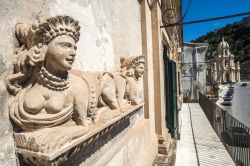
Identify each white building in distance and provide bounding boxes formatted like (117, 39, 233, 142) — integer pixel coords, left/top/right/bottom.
(182, 42, 208, 101)
(207, 38, 240, 84)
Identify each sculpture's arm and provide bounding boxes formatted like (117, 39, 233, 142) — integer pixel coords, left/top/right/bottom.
(125, 78, 142, 105)
(71, 74, 91, 126)
(74, 96, 90, 126)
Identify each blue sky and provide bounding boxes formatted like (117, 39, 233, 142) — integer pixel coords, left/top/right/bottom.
(183, 0, 250, 42)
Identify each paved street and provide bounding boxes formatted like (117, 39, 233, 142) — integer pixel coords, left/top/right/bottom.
(217, 82, 250, 128)
(175, 103, 235, 166)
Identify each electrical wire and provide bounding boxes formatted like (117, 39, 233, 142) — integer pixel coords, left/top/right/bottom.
(180, 0, 192, 23)
(161, 11, 250, 28)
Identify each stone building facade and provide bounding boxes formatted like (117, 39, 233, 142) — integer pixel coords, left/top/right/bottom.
(0, 0, 182, 165)
(182, 43, 208, 101)
(207, 38, 240, 84)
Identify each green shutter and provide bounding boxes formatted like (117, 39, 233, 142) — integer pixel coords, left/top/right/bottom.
(163, 51, 179, 139)
(171, 61, 179, 138)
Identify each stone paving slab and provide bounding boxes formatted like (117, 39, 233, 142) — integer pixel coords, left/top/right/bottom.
(175, 104, 198, 166)
(175, 103, 236, 166)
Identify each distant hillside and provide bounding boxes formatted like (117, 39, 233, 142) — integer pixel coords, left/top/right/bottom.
(192, 16, 250, 81)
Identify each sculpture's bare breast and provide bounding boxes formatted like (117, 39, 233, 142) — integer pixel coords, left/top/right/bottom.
(23, 82, 74, 115)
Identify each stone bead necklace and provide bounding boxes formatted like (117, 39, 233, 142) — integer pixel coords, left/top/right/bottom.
(36, 66, 71, 91)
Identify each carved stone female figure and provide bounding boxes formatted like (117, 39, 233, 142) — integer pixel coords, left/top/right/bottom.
(126, 55, 145, 105)
(119, 55, 145, 105)
(5, 15, 90, 153)
(5, 15, 145, 160)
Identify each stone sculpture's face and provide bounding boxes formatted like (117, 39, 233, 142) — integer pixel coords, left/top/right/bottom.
(46, 35, 77, 71)
(134, 63, 144, 79)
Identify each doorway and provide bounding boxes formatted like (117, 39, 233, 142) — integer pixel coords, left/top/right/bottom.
(225, 73, 230, 82)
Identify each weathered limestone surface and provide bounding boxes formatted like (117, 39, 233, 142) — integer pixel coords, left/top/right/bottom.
(0, 0, 143, 165)
(0, 0, 142, 71)
(0, 60, 15, 165)
(16, 105, 148, 166)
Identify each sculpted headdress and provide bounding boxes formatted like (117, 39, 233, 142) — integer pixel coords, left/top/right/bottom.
(16, 15, 81, 49)
(120, 55, 145, 69)
(131, 55, 145, 68)
(120, 55, 145, 77)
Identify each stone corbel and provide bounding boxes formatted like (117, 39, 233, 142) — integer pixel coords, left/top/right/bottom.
(16, 103, 143, 166)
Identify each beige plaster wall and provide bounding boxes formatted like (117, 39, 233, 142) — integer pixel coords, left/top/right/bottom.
(0, 0, 142, 72)
(0, 0, 143, 165)
(94, 119, 158, 166)
(144, 0, 182, 154)
(151, 2, 169, 137)
(140, 0, 156, 133)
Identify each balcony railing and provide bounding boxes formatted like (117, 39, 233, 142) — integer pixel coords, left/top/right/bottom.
(199, 92, 250, 166)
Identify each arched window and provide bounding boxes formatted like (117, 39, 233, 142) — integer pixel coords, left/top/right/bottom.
(225, 60, 229, 67)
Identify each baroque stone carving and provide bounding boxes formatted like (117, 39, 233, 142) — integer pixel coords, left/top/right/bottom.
(17, 104, 143, 166)
(5, 15, 145, 165)
(119, 55, 145, 105)
(6, 15, 91, 155)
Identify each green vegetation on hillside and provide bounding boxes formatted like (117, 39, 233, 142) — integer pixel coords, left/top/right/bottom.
(192, 16, 250, 62)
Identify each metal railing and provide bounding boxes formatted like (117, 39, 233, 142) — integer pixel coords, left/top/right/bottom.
(199, 92, 250, 166)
